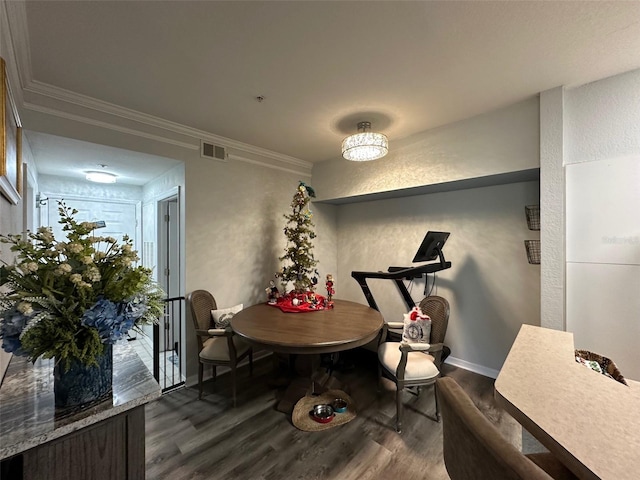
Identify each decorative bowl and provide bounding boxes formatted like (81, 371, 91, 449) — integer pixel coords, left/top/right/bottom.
(310, 404, 335, 423)
(332, 398, 348, 413)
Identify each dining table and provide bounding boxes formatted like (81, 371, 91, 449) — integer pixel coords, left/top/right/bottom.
(231, 299, 384, 412)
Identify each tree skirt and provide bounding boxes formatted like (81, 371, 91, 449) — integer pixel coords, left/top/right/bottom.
(268, 293, 328, 313)
(292, 389, 356, 432)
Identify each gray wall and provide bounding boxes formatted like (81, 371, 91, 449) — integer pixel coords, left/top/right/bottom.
(313, 97, 540, 202)
(336, 181, 540, 375)
(313, 96, 542, 376)
(184, 156, 336, 384)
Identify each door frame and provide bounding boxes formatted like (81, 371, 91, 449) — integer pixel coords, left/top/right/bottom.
(154, 186, 186, 387)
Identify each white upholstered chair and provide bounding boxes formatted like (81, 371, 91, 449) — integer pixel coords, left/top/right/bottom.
(187, 290, 253, 407)
(378, 295, 450, 432)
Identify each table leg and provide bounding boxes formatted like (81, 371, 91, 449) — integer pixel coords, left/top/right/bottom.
(275, 354, 347, 414)
(267, 353, 295, 388)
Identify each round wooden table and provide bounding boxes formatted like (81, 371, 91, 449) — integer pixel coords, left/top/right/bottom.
(232, 299, 383, 413)
(231, 299, 384, 355)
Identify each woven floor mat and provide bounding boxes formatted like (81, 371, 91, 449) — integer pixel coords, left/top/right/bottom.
(291, 389, 356, 432)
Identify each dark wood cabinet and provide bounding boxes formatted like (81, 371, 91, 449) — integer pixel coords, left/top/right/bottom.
(1, 344, 160, 480)
(4, 405, 145, 480)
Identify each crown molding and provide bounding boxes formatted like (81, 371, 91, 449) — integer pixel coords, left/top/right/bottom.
(22, 80, 313, 169)
(24, 101, 199, 151)
(228, 154, 312, 178)
(1, 0, 28, 108)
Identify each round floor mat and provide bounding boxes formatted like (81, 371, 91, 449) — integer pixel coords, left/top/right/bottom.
(292, 389, 357, 432)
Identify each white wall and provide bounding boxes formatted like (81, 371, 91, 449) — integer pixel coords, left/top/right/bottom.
(565, 69, 640, 165)
(141, 163, 186, 282)
(562, 68, 640, 380)
(0, 2, 37, 375)
(38, 174, 143, 201)
(313, 97, 540, 202)
(0, 135, 38, 382)
(539, 87, 565, 331)
(38, 174, 144, 252)
(185, 157, 336, 384)
(313, 98, 542, 376)
(337, 181, 540, 375)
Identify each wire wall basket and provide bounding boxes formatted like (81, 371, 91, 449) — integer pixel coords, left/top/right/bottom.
(525, 205, 540, 231)
(525, 240, 541, 265)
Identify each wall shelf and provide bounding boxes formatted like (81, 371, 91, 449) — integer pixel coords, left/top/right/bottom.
(315, 169, 540, 205)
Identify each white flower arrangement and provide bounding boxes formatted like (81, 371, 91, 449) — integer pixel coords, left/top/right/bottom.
(0, 202, 164, 368)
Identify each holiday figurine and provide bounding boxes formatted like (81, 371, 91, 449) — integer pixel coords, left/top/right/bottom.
(266, 280, 280, 304)
(325, 274, 335, 308)
(307, 291, 319, 309)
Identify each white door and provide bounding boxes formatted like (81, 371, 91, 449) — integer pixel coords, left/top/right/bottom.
(45, 197, 138, 250)
(158, 196, 180, 352)
(160, 198, 180, 298)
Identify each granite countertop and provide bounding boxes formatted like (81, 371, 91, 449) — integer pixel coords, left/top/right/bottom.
(0, 342, 161, 460)
(495, 324, 640, 480)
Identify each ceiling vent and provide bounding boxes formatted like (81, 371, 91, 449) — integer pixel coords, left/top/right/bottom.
(201, 141, 227, 162)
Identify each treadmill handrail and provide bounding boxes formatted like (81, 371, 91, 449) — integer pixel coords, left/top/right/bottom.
(351, 260, 451, 311)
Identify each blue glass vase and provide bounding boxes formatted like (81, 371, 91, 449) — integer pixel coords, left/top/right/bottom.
(53, 344, 113, 408)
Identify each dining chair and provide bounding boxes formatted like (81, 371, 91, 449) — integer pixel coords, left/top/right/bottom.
(187, 289, 253, 407)
(437, 376, 578, 480)
(377, 295, 450, 432)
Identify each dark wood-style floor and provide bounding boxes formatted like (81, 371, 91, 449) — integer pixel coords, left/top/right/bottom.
(145, 350, 521, 480)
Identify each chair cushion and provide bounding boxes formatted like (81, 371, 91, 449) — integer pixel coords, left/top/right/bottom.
(211, 303, 243, 328)
(378, 342, 439, 380)
(200, 335, 251, 361)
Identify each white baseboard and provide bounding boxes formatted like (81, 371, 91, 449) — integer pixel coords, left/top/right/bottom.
(185, 352, 500, 387)
(444, 355, 500, 379)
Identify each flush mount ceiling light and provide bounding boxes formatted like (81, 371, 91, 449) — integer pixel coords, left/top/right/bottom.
(86, 171, 117, 183)
(341, 121, 388, 161)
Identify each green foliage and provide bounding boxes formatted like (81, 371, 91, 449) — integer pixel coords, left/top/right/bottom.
(277, 182, 319, 293)
(0, 201, 164, 367)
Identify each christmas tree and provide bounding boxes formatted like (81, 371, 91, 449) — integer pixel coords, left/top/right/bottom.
(277, 182, 319, 294)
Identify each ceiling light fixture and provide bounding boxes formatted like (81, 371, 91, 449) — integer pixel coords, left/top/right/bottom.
(86, 171, 117, 183)
(341, 121, 388, 161)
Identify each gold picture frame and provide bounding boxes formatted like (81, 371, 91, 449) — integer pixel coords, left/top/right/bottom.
(0, 57, 22, 205)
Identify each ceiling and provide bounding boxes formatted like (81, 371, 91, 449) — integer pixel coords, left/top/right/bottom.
(13, 1, 640, 183)
(26, 131, 182, 186)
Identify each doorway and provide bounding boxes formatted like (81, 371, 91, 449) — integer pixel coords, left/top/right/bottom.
(155, 191, 185, 391)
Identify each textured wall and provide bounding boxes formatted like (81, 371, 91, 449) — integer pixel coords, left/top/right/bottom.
(0, 200, 21, 381)
(39, 174, 143, 201)
(539, 87, 565, 331)
(0, 134, 38, 382)
(337, 181, 541, 374)
(142, 163, 185, 202)
(313, 97, 540, 202)
(185, 158, 335, 383)
(565, 68, 640, 165)
(141, 163, 186, 283)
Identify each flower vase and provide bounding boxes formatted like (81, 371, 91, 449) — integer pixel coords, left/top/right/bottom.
(54, 344, 113, 408)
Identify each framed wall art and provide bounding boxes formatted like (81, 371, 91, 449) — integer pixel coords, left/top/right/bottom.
(0, 57, 22, 205)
